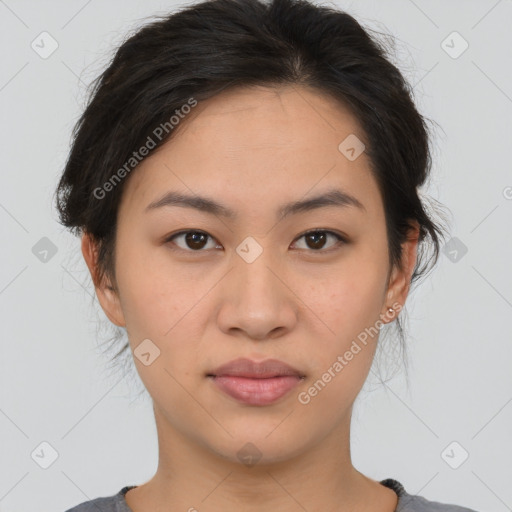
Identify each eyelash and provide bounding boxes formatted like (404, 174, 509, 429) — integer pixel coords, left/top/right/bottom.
(164, 229, 348, 254)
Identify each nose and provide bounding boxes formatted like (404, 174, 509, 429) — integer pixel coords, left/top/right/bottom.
(216, 241, 298, 341)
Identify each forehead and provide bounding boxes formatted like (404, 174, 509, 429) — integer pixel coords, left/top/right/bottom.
(118, 84, 381, 218)
(174, 84, 364, 151)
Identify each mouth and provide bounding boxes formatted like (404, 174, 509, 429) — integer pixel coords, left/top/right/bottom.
(207, 357, 306, 406)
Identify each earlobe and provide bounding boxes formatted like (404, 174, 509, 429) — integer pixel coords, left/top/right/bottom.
(381, 220, 420, 322)
(81, 233, 126, 328)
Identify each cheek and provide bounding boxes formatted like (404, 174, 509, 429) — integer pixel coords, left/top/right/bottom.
(116, 242, 200, 336)
(308, 258, 387, 341)
(296, 269, 385, 416)
(115, 248, 207, 410)
(115, 243, 214, 383)
(297, 247, 388, 394)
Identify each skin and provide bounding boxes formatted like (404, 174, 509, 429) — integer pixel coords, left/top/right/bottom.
(82, 84, 419, 512)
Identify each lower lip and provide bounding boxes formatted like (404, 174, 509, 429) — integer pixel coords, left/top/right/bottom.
(210, 375, 302, 405)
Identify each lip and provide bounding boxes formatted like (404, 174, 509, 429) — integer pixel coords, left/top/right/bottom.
(209, 357, 305, 379)
(207, 357, 305, 406)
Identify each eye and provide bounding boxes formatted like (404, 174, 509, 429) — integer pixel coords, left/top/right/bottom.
(164, 229, 347, 253)
(165, 230, 221, 252)
(291, 229, 347, 252)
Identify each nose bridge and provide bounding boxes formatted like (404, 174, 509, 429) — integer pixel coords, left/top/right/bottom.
(215, 234, 296, 339)
(234, 235, 280, 299)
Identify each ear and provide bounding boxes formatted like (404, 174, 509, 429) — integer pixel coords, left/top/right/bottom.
(81, 232, 126, 327)
(380, 220, 420, 323)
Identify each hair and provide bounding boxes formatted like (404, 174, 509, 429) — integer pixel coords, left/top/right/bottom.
(54, 0, 449, 385)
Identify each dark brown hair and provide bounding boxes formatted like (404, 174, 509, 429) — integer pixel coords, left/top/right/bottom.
(54, 0, 449, 379)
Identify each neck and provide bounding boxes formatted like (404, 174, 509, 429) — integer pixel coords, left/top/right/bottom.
(124, 406, 397, 512)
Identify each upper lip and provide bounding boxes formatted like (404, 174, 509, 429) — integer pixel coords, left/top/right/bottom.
(209, 357, 305, 378)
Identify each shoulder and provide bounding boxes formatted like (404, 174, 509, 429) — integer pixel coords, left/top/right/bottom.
(64, 486, 133, 512)
(398, 493, 479, 512)
(64, 496, 117, 512)
(381, 479, 479, 512)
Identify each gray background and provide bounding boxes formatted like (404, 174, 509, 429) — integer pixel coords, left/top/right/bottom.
(1, 0, 511, 511)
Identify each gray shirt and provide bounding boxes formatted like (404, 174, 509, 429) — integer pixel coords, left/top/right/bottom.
(64, 479, 479, 511)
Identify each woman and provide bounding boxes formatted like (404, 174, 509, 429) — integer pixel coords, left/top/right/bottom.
(56, 0, 478, 509)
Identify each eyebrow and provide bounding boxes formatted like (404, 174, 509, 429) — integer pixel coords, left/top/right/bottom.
(144, 187, 366, 220)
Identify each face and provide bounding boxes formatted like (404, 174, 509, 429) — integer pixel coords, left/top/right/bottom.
(84, 84, 416, 466)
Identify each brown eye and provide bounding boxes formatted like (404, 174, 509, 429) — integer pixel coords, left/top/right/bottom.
(292, 230, 346, 251)
(167, 231, 219, 251)
(165, 229, 346, 254)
